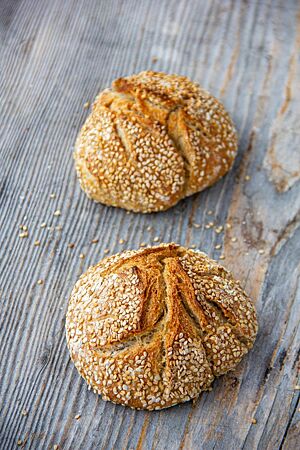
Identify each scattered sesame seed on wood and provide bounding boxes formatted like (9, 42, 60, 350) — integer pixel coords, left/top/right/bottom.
(91, 239, 99, 244)
(207, 210, 213, 215)
(219, 254, 225, 260)
(17, 439, 22, 446)
(37, 279, 43, 285)
(74, 414, 81, 420)
(68, 243, 75, 249)
(19, 231, 28, 238)
(193, 223, 201, 228)
(119, 239, 125, 244)
(83, 101, 90, 109)
(245, 175, 251, 181)
(50, 193, 56, 198)
(34, 240, 40, 246)
(79, 253, 85, 259)
(140, 242, 146, 247)
(153, 236, 160, 242)
(21, 409, 28, 416)
(231, 237, 237, 242)
(215, 226, 223, 234)
(53, 445, 59, 450)
(191, 244, 196, 248)
(251, 418, 257, 424)
(258, 249, 265, 254)
(215, 244, 222, 250)
(40, 223, 47, 228)
(22, 225, 28, 231)
(54, 210, 61, 217)
(226, 223, 232, 229)
(146, 226, 152, 232)
(104, 249, 109, 254)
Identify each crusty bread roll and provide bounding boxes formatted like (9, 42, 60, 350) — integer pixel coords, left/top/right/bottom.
(66, 244, 257, 410)
(74, 71, 238, 212)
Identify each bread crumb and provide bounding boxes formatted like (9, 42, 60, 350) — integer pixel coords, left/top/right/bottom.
(68, 243, 75, 249)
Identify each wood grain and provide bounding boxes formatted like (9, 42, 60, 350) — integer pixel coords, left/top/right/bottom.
(0, 0, 299, 449)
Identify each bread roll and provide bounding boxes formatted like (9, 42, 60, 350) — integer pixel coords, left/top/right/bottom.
(74, 71, 238, 212)
(66, 244, 257, 410)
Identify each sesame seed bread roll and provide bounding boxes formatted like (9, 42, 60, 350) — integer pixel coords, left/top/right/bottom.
(74, 71, 238, 213)
(66, 244, 257, 410)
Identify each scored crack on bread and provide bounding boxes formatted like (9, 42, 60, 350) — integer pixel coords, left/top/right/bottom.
(74, 71, 238, 212)
(66, 244, 257, 410)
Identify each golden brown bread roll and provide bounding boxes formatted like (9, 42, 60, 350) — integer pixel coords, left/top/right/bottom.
(66, 244, 257, 410)
(74, 71, 238, 212)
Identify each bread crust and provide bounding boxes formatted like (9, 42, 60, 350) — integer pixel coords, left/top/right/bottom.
(74, 72, 238, 212)
(66, 244, 258, 410)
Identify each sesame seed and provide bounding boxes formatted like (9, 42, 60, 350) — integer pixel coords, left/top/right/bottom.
(19, 231, 28, 238)
(140, 242, 146, 247)
(215, 244, 222, 250)
(219, 254, 225, 260)
(21, 409, 28, 416)
(191, 244, 196, 249)
(68, 243, 75, 248)
(17, 440, 22, 446)
(153, 237, 160, 242)
(79, 253, 85, 259)
(50, 193, 56, 199)
(74, 414, 81, 420)
(84, 101, 90, 109)
(231, 237, 237, 242)
(34, 240, 40, 246)
(258, 249, 264, 255)
(91, 239, 99, 244)
(147, 226, 152, 232)
(53, 445, 59, 450)
(37, 279, 43, 285)
(40, 223, 47, 228)
(251, 418, 257, 424)
(119, 239, 125, 244)
(22, 225, 28, 231)
(54, 210, 61, 217)
(193, 223, 201, 228)
(207, 210, 213, 215)
(294, 385, 300, 390)
(104, 249, 110, 254)
(245, 175, 251, 181)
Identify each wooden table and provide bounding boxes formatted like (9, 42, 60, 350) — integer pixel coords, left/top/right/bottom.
(1, 1, 299, 448)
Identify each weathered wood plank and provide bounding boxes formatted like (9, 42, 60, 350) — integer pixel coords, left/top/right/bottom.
(0, 1, 299, 449)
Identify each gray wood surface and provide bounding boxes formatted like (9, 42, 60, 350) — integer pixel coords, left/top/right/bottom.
(1, 0, 299, 449)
